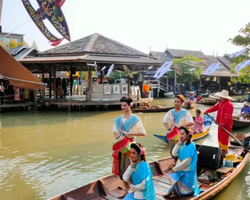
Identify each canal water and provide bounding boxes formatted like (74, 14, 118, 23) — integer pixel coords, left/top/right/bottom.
(0, 99, 249, 200)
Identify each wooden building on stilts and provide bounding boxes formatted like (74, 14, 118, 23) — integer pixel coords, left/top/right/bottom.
(18, 33, 161, 110)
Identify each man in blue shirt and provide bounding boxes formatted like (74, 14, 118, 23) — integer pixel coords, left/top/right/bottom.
(241, 101, 250, 117)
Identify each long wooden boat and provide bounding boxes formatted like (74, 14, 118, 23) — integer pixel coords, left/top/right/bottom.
(154, 116, 213, 143)
(132, 107, 174, 113)
(48, 145, 249, 200)
(197, 100, 218, 106)
(154, 127, 210, 144)
(232, 119, 250, 129)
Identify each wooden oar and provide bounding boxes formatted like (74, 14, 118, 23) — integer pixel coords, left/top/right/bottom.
(205, 113, 250, 152)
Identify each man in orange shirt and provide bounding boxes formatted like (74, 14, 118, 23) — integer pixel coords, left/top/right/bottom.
(205, 90, 233, 155)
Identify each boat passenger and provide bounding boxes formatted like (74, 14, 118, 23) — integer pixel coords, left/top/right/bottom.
(112, 96, 146, 198)
(205, 90, 233, 155)
(241, 101, 250, 117)
(192, 109, 204, 134)
(123, 143, 156, 200)
(196, 94, 203, 103)
(163, 94, 193, 159)
(163, 126, 198, 198)
(189, 92, 195, 102)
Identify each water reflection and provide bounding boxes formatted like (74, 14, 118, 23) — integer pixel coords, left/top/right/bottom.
(0, 98, 249, 200)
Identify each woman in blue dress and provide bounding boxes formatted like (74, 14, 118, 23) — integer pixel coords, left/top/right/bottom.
(123, 143, 156, 200)
(163, 126, 198, 197)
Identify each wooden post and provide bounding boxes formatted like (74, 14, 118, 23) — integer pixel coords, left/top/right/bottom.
(49, 70, 52, 98)
(42, 72, 45, 105)
(53, 66, 57, 99)
(199, 77, 202, 93)
(34, 90, 37, 104)
(70, 65, 73, 96)
(218, 77, 221, 91)
(86, 66, 92, 103)
(167, 76, 169, 92)
(128, 76, 131, 97)
(157, 80, 160, 98)
(174, 70, 177, 95)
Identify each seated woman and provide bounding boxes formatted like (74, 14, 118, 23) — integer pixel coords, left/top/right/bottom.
(189, 92, 195, 102)
(163, 126, 198, 197)
(192, 109, 204, 134)
(123, 143, 156, 200)
(241, 101, 250, 117)
(196, 94, 203, 103)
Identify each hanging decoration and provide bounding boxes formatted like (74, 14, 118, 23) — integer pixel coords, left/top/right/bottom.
(229, 48, 247, 59)
(171, 65, 182, 75)
(203, 62, 221, 75)
(235, 60, 250, 71)
(21, 0, 71, 46)
(107, 64, 114, 76)
(123, 65, 134, 78)
(153, 61, 173, 79)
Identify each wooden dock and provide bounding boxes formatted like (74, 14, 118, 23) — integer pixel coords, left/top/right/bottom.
(43, 97, 154, 111)
(0, 102, 40, 112)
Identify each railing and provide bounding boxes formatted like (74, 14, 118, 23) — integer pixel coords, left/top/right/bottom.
(146, 80, 173, 92)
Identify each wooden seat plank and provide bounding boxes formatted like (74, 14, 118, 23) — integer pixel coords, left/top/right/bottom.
(154, 180, 171, 189)
(103, 194, 118, 200)
(154, 176, 171, 185)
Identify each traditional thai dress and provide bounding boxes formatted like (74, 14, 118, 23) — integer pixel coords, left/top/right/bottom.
(205, 100, 233, 151)
(123, 161, 156, 200)
(14, 87, 20, 101)
(167, 141, 198, 196)
(192, 116, 204, 133)
(112, 114, 146, 176)
(163, 109, 193, 157)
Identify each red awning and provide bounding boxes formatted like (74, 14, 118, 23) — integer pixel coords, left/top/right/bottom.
(0, 45, 45, 90)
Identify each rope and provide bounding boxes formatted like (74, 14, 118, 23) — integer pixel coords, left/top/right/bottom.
(0, 19, 31, 41)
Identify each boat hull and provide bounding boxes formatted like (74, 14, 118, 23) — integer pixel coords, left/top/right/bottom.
(132, 107, 174, 113)
(232, 119, 250, 129)
(48, 147, 249, 200)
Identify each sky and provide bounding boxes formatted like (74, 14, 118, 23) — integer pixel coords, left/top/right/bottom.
(1, 0, 250, 56)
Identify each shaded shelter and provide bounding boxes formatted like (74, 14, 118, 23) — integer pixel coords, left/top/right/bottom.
(18, 33, 161, 104)
(0, 45, 44, 90)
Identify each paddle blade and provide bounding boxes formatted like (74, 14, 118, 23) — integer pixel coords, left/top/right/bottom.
(153, 134, 168, 143)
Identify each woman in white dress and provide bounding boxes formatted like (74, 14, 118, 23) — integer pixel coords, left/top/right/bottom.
(112, 96, 146, 198)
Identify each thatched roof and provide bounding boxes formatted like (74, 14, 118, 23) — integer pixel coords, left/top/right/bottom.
(149, 51, 172, 62)
(39, 33, 149, 57)
(166, 48, 207, 59)
(19, 33, 161, 73)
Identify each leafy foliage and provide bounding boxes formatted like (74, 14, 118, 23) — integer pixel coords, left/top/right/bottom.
(168, 55, 203, 86)
(0, 38, 29, 50)
(229, 22, 250, 84)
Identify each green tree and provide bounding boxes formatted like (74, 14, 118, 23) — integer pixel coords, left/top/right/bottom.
(229, 22, 250, 84)
(168, 55, 203, 88)
(0, 38, 29, 50)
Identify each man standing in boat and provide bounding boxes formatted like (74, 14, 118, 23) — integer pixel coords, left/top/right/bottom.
(112, 96, 146, 198)
(163, 94, 193, 158)
(205, 90, 233, 155)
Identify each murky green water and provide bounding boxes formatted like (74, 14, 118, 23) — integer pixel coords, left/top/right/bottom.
(0, 99, 249, 200)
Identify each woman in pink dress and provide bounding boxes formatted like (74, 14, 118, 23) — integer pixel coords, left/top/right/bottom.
(192, 109, 204, 134)
(14, 86, 20, 101)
